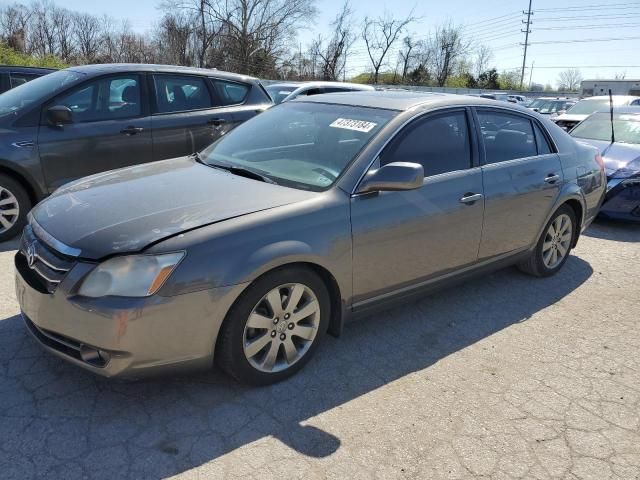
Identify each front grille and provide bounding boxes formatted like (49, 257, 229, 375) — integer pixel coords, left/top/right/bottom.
(23, 313, 83, 360)
(18, 225, 75, 294)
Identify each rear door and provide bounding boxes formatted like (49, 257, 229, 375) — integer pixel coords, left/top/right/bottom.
(150, 74, 238, 160)
(474, 108, 563, 259)
(37, 73, 152, 192)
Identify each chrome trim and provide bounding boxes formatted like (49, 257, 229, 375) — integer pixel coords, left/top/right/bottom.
(11, 140, 34, 148)
(32, 263, 61, 284)
(28, 213, 81, 258)
(31, 251, 69, 272)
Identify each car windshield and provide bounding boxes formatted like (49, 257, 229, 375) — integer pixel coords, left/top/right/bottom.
(0, 70, 84, 118)
(537, 100, 572, 114)
(567, 98, 632, 116)
(265, 85, 296, 104)
(200, 102, 397, 191)
(570, 113, 640, 145)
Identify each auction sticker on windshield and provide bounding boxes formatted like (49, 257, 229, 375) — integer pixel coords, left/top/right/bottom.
(330, 118, 377, 133)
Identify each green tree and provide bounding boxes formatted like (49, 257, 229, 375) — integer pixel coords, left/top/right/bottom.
(0, 43, 67, 68)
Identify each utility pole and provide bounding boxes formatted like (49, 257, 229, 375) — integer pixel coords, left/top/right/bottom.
(528, 60, 535, 90)
(520, 0, 533, 90)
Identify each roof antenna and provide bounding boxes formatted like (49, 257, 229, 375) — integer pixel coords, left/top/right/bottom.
(609, 88, 615, 144)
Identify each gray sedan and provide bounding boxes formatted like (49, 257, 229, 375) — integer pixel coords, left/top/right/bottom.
(15, 92, 606, 385)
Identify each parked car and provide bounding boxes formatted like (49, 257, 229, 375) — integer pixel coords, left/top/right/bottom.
(15, 92, 606, 385)
(0, 65, 55, 94)
(570, 108, 640, 221)
(479, 92, 515, 103)
(508, 94, 528, 105)
(265, 81, 374, 104)
(527, 97, 577, 117)
(553, 95, 640, 131)
(0, 63, 272, 240)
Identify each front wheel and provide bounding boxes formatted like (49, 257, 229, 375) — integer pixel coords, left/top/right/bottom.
(0, 174, 31, 242)
(518, 205, 576, 277)
(216, 267, 330, 385)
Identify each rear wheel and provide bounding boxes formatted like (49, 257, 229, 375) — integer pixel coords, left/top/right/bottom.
(216, 267, 330, 385)
(0, 174, 30, 242)
(518, 204, 576, 277)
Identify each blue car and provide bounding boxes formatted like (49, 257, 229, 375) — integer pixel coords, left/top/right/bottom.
(570, 108, 640, 222)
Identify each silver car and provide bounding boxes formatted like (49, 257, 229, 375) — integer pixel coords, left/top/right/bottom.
(15, 92, 606, 385)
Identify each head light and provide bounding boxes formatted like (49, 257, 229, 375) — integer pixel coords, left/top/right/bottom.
(78, 252, 185, 298)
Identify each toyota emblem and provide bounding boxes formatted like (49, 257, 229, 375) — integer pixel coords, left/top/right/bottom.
(26, 242, 37, 268)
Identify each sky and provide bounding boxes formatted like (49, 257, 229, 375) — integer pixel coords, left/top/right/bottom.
(52, 0, 640, 87)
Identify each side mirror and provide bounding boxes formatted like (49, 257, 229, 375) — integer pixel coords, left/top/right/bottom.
(47, 105, 73, 126)
(357, 162, 424, 194)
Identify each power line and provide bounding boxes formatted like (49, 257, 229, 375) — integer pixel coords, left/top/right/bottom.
(529, 36, 640, 45)
(536, 2, 640, 12)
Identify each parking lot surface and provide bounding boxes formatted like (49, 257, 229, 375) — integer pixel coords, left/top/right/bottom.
(0, 221, 639, 480)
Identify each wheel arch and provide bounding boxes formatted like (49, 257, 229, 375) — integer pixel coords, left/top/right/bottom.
(0, 162, 44, 206)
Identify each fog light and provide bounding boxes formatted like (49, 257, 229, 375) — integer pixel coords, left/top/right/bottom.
(80, 345, 109, 367)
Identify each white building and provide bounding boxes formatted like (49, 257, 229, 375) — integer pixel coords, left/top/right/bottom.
(581, 79, 640, 97)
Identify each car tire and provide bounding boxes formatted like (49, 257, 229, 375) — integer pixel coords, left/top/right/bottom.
(216, 266, 330, 385)
(518, 204, 576, 278)
(0, 174, 31, 242)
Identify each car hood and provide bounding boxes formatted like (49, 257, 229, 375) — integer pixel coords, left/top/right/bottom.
(574, 138, 640, 175)
(31, 157, 317, 259)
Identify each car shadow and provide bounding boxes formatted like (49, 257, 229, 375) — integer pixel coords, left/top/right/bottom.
(0, 256, 593, 478)
(0, 237, 20, 253)
(584, 218, 640, 242)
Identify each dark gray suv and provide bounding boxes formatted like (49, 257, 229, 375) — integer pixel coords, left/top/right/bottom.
(0, 64, 272, 240)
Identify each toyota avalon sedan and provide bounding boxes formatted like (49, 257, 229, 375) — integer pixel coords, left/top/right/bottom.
(15, 92, 606, 385)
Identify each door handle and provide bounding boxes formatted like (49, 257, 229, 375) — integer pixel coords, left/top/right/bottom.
(207, 118, 227, 126)
(120, 126, 143, 135)
(459, 193, 483, 204)
(544, 174, 561, 184)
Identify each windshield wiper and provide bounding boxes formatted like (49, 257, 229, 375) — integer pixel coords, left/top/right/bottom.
(207, 161, 277, 185)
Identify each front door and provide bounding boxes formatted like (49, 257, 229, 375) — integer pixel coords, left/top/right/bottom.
(37, 73, 152, 192)
(474, 108, 563, 259)
(351, 109, 485, 306)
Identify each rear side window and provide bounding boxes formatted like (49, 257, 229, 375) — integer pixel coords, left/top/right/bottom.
(10, 73, 39, 88)
(533, 123, 553, 154)
(154, 75, 212, 113)
(477, 110, 537, 163)
(53, 75, 141, 122)
(380, 110, 472, 177)
(210, 79, 249, 106)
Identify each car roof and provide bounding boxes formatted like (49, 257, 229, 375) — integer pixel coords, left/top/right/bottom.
(65, 63, 258, 83)
(295, 90, 531, 111)
(580, 95, 640, 101)
(593, 107, 640, 115)
(0, 65, 57, 73)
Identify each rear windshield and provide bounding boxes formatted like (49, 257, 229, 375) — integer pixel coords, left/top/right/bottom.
(571, 112, 640, 145)
(0, 70, 84, 118)
(265, 85, 296, 104)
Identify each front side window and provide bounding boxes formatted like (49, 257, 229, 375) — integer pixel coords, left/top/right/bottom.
(477, 110, 537, 163)
(53, 75, 141, 122)
(380, 110, 472, 177)
(154, 75, 212, 113)
(200, 102, 396, 191)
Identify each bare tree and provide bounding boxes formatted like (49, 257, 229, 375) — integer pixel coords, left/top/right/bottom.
(362, 11, 416, 84)
(52, 6, 75, 60)
(557, 68, 582, 91)
(74, 12, 102, 63)
(430, 22, 468, 86)
(0, 3, 31, 52)
(311, 1, 354, 81)
(474, 44, 493, 78)
(398, 35, 418, 81)
(614, 71, 626, 80)
(156, 12, 193, 65)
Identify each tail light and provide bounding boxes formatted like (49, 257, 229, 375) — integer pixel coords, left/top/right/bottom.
(595, 153, 605, 171)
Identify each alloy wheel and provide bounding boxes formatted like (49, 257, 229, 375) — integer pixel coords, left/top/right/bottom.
(542, 213, 572, 269)
(243, 283, 320, 373)
(0, 186, 20, 234)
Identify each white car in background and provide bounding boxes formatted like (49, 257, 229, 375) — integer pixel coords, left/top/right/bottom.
(508, 94, 528, 105)
(553, 95, 640, 131)
(265, 81, 375, 104)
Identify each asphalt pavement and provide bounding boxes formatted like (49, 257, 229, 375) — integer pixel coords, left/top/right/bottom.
(0, 220, 639, 479)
